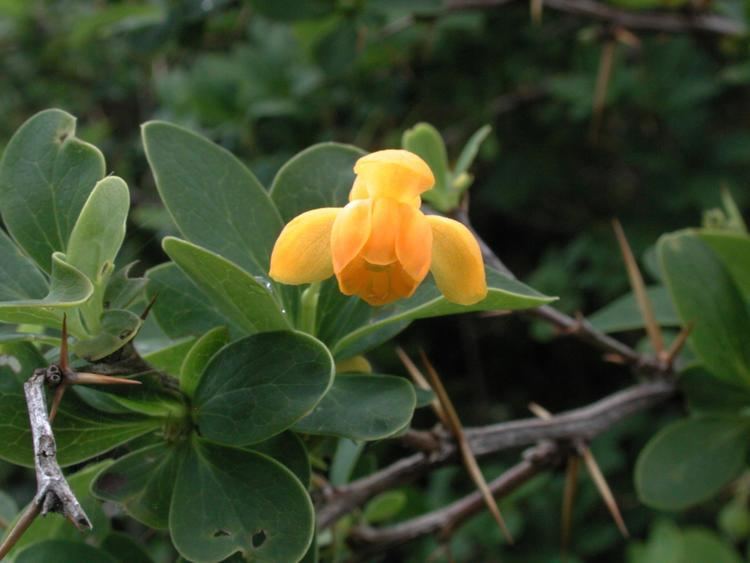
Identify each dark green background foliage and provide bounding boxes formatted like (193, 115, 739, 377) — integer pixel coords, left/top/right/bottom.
(1, 0, 749, 561)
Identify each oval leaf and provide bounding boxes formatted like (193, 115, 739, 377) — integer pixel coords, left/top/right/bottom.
(66, 176, 129, 284)
(92, 442, 184, 529)
(293, 374, 416, 440)
(0, 252, 93, 328)
(194, 331, 333, 446)
(269, 143, 364, 222)
(0, 109, 105, 272)
(326, 268, 555, 358)
(146, 263, 238, 338)
(635, 416, 750, 510)
(659, 232, 750, 383)
(142, 121, 282, 278)
(162, 237, 290, 334)
(180, 326, 229, 398)
(588, 286, 679, 333)
(15, 540, 116, 563)
(170, 439, 314, 563)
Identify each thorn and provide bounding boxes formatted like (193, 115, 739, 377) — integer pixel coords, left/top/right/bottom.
(579, 446, 629, 538)
(48, 383, 68, 423)
(68, 372, 141, 386)
(603, 353, 627, 364)
(530, 0, 543, 25)
(661, 321, 694, 366)
(59, 314, 69, 373)
(590, 39, 617, 143)
(561, 455, 580, 552)
(528, 402, 552, 419)
(396, 346, 448, 426)
(612, 219, 664, 355)
(479, 310, 511, 318)
(140, 292, 159, 321)
(613, 27, 640, 49)
(559, 312, 585, 335)
(419, 349, 514, 544)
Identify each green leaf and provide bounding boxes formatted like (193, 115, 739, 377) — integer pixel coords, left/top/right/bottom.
(330, 438, 364, 487)
(163, 237, 291, 335)
(146, 263, 238, 339)
(635, 416, 750, 510)
(363, 491, 407, 524)
(402, 123, 452, 210)
(143, 337, 196, 377)
(293, 374, 416, 440)
(588, 286, 680, 333)
(454, 124, 492, 179)
(142, 121, 282, 279)
(104, 262, 147, 311)
(4, 462, 112, 559)
(72, 309, 143, 361)
(249, 0, 334, 20)
(659, 232, 750, 383)
(247, 432, 311, 487)
(194, 331, 333, 446)
(0, 490, 17, 527)
(93, 442, 185, 529)
(269, 142, 364, 222)
(698, 230, 750, 301)
(66, 176, 129, 284)
(680, 368, 750, 415)
(326, 268, 555, 358)
(180, 326, 229, 398)
(101, 532, 154, 563)
(15, 541, 116, 563)
(0, 109, 105, 272)
(170, 438, 314, 563)
(74, 374, 185, 418)
(0, 252, 93, 328)
(679, 528, 743, 563)
(0, 228, 48, 303)
(1, 392, 161, 467)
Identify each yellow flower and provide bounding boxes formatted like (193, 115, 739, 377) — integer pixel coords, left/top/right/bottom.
(269, 149, 488, 306)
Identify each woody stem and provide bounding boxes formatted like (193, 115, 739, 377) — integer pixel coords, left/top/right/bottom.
(299, 281, 322, 336)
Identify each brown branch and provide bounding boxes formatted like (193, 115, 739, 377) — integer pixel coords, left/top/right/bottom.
(348, 442, 559, 560)
(452, 206, 666, 373)
(446, 0, 746, 35)
(314, 379, 674, 530)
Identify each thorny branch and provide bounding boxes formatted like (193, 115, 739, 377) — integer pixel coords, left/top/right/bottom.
(448, 0, 745, 36)
(315, 379, 675, 530)
(314, 209, 680, 555)
(0, 368, 91, 560)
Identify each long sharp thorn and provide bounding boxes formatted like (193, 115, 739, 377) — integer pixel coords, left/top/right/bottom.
(561, 456, 580, 552)
(70, 372, 141, 386)
(48, 383, 68, 423)
(612, 219, 664, 355)
(140, 293, 159, 321)
(579, 446, 629, 538)
(59, 314, 69, 372)
(420, 350, 513, 544)
(664, 322, 694, 365)
(396, 346, 448, 425)
(590, 40, 616, 143)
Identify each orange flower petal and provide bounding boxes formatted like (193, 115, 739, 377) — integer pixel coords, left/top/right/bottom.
(337, 256, 418, 306)
(426, 216, 488, 305)
(331, 199, 372, 274)
(354, 150, 434, 203)
(349, 176, 369, 201)
(362, 198, 400, 265)
(269, 208, 340, 284)
(396, 204, 432, 282)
